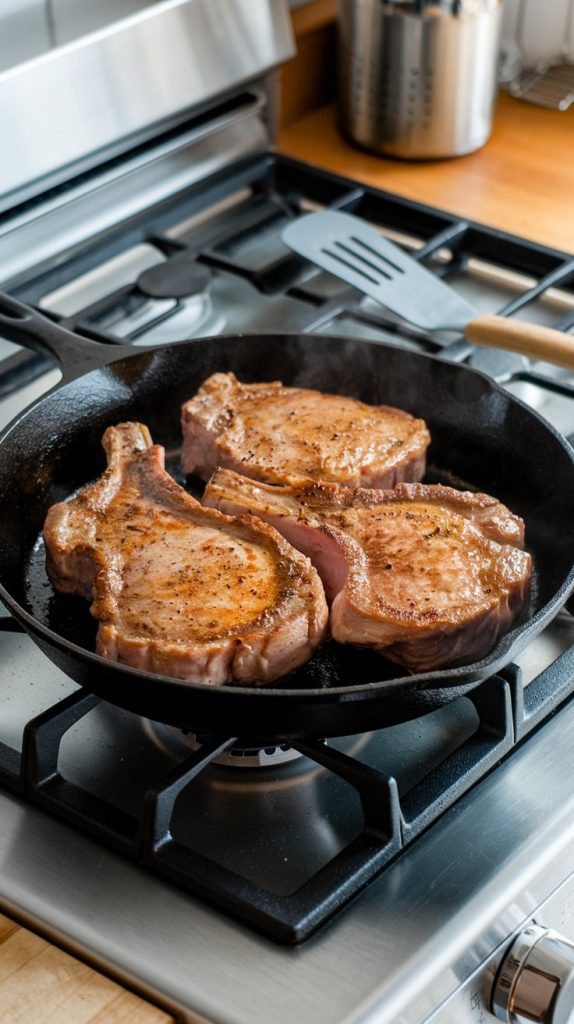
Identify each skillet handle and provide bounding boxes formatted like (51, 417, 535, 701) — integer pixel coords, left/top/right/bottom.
(0, 292, 134, 381)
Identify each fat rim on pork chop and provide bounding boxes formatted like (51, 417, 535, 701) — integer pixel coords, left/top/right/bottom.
(181, 371, 431, 488)
(204, 471, 533, 673)
(43, 422, 329, 686)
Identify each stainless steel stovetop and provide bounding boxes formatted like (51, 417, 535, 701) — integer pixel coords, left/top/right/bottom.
(3, 645, 574, 1024)
(2, 2, 574, 1022)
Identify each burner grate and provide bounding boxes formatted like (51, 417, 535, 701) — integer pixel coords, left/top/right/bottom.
(1, 156, 574, 944)
(1, 620, 574, 944)
(3, 154, 574, 400)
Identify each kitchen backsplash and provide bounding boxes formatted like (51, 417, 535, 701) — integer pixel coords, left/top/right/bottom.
(501, 0, 574, 73)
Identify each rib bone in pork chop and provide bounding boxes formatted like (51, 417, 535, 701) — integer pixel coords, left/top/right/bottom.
(43, 423, 328, 685)
(181, 372, 430, 487)
(204, 471, 532, 672)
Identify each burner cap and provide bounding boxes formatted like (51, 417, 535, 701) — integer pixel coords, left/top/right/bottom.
(137, 255, 211, 299)
(142, 720, 305, 768)
(177, 730, 306, 768)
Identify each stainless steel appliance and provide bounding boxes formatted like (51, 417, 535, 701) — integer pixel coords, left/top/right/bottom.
(337, 0, 503, 158)
(2, 2, 574, 1022)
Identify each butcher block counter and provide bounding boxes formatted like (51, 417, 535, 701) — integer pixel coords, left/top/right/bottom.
(0, 914, 175, 1022)
(278, 93, 574, 255)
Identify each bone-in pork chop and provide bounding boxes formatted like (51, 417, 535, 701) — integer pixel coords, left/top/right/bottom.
(44, 423, 328, 685)
(181, 372, 430, 487)
(204, 471, 532, 672)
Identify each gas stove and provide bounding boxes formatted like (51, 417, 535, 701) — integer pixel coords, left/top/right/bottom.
(2, 2, 574, 1022)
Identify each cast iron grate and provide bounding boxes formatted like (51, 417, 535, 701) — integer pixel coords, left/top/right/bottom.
(1, 156, 574, 942)
(0, 621, 573, 944)
(3, 154, 574, 397)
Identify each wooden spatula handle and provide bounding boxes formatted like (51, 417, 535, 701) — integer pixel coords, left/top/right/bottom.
(465, 314, 574, 369)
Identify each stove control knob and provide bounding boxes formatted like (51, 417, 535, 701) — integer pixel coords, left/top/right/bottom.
(492, 924, 574, 1024)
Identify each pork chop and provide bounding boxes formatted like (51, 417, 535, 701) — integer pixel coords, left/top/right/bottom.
(204, 471, 532, 672)
(43, 423, 328, 686)
(181, 372, 430, 488)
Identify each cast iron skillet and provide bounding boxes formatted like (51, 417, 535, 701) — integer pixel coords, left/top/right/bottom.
(0, 294, 573, 742)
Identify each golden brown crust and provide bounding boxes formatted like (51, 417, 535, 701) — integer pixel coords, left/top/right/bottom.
(204, 468, 532, 671)
(181, 372, 430, 487)
(44, 423, 328, 685)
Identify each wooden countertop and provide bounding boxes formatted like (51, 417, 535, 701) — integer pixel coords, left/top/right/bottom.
(278, 93, 574, 254)
(0, 913, 175, 1023)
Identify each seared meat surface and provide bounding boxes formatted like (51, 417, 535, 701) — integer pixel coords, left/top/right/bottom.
(204, 471, 532, 672)
(181, 372, 430, 487)
(44, 423, 328, 685)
